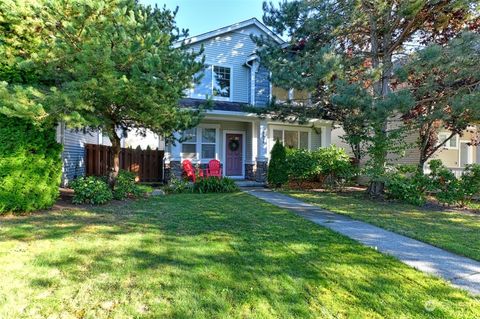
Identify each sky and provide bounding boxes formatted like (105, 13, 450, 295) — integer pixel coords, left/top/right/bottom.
(139, 0, 267, 37)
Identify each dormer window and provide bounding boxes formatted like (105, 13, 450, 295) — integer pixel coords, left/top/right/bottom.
(191, 65, 232, 101)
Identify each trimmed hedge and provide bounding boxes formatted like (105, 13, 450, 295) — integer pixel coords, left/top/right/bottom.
(286, 146, 354, 188)
(0, 115, 62, 213)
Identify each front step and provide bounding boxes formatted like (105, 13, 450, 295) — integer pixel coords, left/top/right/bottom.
(235, 180, 266, 188)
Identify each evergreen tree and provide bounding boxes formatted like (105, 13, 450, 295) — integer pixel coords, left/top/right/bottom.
(255, 0, 479, 195)
(268, 140, 288, 187)
(0, 0, 205, 185)
(399, 32, 480, 170)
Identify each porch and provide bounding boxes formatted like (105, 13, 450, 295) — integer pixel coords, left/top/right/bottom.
(164, 113, 332, 182)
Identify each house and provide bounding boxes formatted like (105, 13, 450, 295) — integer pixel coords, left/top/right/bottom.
(56, 18, 332, 185)
(164, 18, 332, 181)
(331, 124, 480, 176)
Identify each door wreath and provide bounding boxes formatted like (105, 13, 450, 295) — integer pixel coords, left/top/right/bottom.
(228, 139, 240, 152)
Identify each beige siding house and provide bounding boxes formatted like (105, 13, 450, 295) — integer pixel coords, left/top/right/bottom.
(331, 124, 479, 176)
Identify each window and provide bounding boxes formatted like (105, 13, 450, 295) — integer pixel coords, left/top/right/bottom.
(273, 130, 283, 143)
(273, 129, 309, 149)
(180, 127, 218, 160)
(299, 132, 309, 149)
(438, 133, 458, 149)
(181, 128, 197, 158)
(284, 130, 298, 148)
(201, 128, 216, 159)
(213, 66, 231, 98)
(191, 65, 231, 100)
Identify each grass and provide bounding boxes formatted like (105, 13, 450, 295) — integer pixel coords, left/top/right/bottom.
(0, 193, 479, 318)
(285, 190, 480, 262)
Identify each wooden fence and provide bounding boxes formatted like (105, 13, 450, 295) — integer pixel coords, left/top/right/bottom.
(85, 144, 164, 183)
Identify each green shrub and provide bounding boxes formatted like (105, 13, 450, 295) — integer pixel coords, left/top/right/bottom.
(428, 160, 462, 205)
(0, 115, 62, 213)
(385, 165, 430, 206)
(458, 164, 480, 206)
(267, 140, 288, 187)
(165, 176, 193, 194)
(286, 148, 319, 185)
(193, 177, 239, 193)
(70, 176, 113, 205)
(112, 170, 145, 200)
(283, 145, 354, 189)
(314, 145, 354, 187)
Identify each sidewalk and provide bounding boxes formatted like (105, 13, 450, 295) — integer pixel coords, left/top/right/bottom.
(244, 188, 480, 295)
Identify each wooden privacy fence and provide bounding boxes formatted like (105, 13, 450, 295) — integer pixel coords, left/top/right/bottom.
(85, 144, 164, 183)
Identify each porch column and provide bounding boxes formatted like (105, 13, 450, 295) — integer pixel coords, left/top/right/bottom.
(255, 120, 268, 182)
(171, 132, 182, 161)
(257, 120, 268, 161)
(165, 132, 182, 182)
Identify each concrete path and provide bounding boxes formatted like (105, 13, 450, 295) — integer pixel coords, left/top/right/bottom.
(244, 188, 480, 295)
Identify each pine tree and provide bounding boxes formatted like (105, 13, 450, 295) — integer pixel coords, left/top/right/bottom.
(255, 0, 479, 195)
(0, 0, 205, 185)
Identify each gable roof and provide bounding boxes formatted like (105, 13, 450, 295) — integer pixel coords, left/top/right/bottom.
(176, 18, 284, 47)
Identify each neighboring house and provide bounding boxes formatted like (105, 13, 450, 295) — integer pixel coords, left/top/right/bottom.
(424, 127, 479, 177)
(164, 18, 332, 181)
(331, 124, 480, 176)
(57, 123, 163, 186)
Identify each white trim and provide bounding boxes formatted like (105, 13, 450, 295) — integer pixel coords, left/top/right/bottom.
(212, 64, 233, 102)
(179, 124, 221, 163)
(223, 130, 246, 179)
(269, 125, 312, 152)
(190, 64, 233, 102)
(438, 133, 459, 150)
(269, 72, 273, 103)
(459, 141, 473, 167)
(174, 18, 284, 47)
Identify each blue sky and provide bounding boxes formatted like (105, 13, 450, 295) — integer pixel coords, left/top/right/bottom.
(140, 0, 266, 37)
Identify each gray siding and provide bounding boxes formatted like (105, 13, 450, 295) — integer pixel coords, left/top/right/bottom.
(255, 65, 270, 107)
(61, 128, 99, 185)
(188, 25, 271, 106)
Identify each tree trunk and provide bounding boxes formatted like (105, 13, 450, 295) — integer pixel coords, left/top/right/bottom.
(367, 179, 385, 197)
(108, 132, 121, 188)
(418, 156, 427, 174)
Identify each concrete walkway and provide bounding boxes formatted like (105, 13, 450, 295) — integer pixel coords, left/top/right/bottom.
(244, 188, 480, 295)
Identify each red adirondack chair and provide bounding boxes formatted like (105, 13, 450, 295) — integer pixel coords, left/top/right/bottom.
(206, 159, 222, 178)
(182, 160, 203, 182)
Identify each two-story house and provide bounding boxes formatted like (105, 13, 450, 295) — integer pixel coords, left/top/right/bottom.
(164, 18, 333, 182)
(57, 18, 333, 185)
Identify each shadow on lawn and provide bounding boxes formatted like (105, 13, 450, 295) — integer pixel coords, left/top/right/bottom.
(0, 193, 477, 317)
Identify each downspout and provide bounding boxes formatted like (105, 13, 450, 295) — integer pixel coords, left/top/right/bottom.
(246, 57, 259, 106)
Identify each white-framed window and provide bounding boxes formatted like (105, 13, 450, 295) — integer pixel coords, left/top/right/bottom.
(191, 65, 232, 100)
(438, 133, 458, 149)
(181, 128, 197, 159)
(272, 128, 310, 149)
(201, 128, 216, 159)
(180, 126, 219, 161)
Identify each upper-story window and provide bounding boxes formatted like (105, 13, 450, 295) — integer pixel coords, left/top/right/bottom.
(438, 133, 458, 149)
(191, 65, 231, 101)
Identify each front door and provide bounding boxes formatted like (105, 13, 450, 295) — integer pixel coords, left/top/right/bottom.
(225, 133, 243, 177)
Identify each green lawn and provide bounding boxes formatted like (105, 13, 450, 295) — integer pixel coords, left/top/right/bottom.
(0, 193, 479, 318)
(286, 190, 480, 262)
